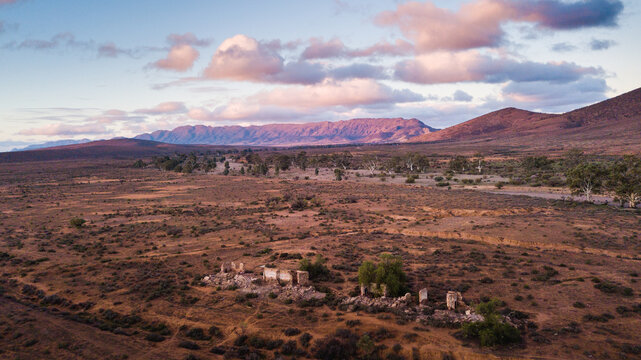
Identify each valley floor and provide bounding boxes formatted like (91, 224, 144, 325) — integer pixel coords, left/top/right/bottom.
(1, 160, 640, 359)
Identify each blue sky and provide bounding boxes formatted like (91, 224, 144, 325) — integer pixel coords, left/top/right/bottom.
(0, 0, 639, 150)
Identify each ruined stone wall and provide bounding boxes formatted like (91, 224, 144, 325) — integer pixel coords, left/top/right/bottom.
(263, 267, 279, 282)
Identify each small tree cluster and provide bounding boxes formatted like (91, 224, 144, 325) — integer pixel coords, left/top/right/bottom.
(358, 254, 408, 297)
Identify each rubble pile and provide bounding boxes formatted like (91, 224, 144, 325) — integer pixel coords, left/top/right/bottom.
(202, 272, 326, 302)
(202, 272, 259, 289)
(342, 293, 413, 311)
(418, 309, 484, 325)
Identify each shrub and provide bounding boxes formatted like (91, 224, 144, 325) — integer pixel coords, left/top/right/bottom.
(185, 327, 210, 340)
(145, 333, 165, 342)
(300, 332, 313, 347)
(178, 341, 200, 350)
(313, 329, 359, 360)
(70, 217, 86, 228)
(299, 255, 330, 281)
(461, 299, 521, 347)
(284, 327, 301, 336)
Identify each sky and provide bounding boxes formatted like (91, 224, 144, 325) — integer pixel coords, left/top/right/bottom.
(0, 0, 639, 150)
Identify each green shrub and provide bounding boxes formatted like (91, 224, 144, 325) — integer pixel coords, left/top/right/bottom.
(299, 254, 330, 281)
(461, 299, 521, 347)
(69, 217, 86, 228)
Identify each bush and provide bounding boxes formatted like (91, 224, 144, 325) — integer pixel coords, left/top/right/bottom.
(145, 333, 165, 342)
(185, 327, 210, 340)
(461, 299, 521, 347)
(70, 217, 86, 228)
(313, 329, 358, 360)
(299, 255, 330, 281)
(178, 341, 200, 350)
(358, 254, 408, 297)
(284, 327, 301, 336)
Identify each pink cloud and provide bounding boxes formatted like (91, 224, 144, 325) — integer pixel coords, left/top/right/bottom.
(203, 34, 325, 84)
(134, 101, 187, 115)
(394, 50, 602, 84)
(300, 38, 414, 59)
(167, 32, 212, 47)
(204, 34, 283, 81)
(300, 38, 346, 59)
(153, 44, 199, 71)
(186, 79, 423, 122)
(375, 0, 624, 52)
(348, 39, 414, 57)
(19, 122, 107, 136)
(375, 1, 513, 52)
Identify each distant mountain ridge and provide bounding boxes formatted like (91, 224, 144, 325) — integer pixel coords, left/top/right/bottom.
(135, 118, 439, 146)
(411, 87, 641, 143)
(11, 138, 92, 152)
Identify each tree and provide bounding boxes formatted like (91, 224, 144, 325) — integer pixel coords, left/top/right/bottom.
(448, 156, 469, 173)
(521, 156, 552, 171)
(299, 254, 329, 280)
(473, 153, 485, 174)
(374, 254, 407, 297)
(334, 168, 344, 181)
(563, 148, 585, 169)
(404, 152, 430, 173)
(273, 154, 292, 171)
(566, 162, 607, 202)
(333, 151, 353, 170)
(362, 155, 380, 175)
(295, 151, 308, 170)
(606, 155, 641, 208)
(357, 261, 376, 286)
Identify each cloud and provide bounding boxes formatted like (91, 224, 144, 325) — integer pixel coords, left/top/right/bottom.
(513, 0, 623, 30)
(153, 44, 199, 71)
(301, 37, 345, 59)
(150, 33, 211, 71)
(188, 79, 424, 122)
(204, 34, 284, 81)
(375, 0, 624, 52)
(134, 101, 187, 115)
(167, 32, 212, 47)
(394, 51, 602, 84)
(500, 77, 608, 109)
(19, 122, 108, 136)
(203, 34, 335, 84)
(348, 39, 414, 57)
(453, 90, 473, 102)
(299, 38, 414, 59)
(8, 32, 93, 51)
(330, 63, 388, 80)
(97, 42, 132, 57)
(253, 79, 424, 110)
(0, 0, 24, 5)
(590, 38, 616, 50)
(551, 42, 577, 52)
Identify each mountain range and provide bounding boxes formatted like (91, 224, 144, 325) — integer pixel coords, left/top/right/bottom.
(2, 86, 639, 162)
(135, 118, 439, 146)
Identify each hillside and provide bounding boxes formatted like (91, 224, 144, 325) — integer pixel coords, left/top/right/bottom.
(0, 139, 233, 163)
(412, 87, 641, 147)
(135, 118, 438, 146)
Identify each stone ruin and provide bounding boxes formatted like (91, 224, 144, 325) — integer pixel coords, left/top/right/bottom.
(341, 287, 482, 326)
(446, 291, 464, 310)
(262, 267, 309, 286)
(202, 263, 323, 302)
(220, 261, 245, 274)
(419, 288, 428, 306)
(360, 283, 389, 297)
